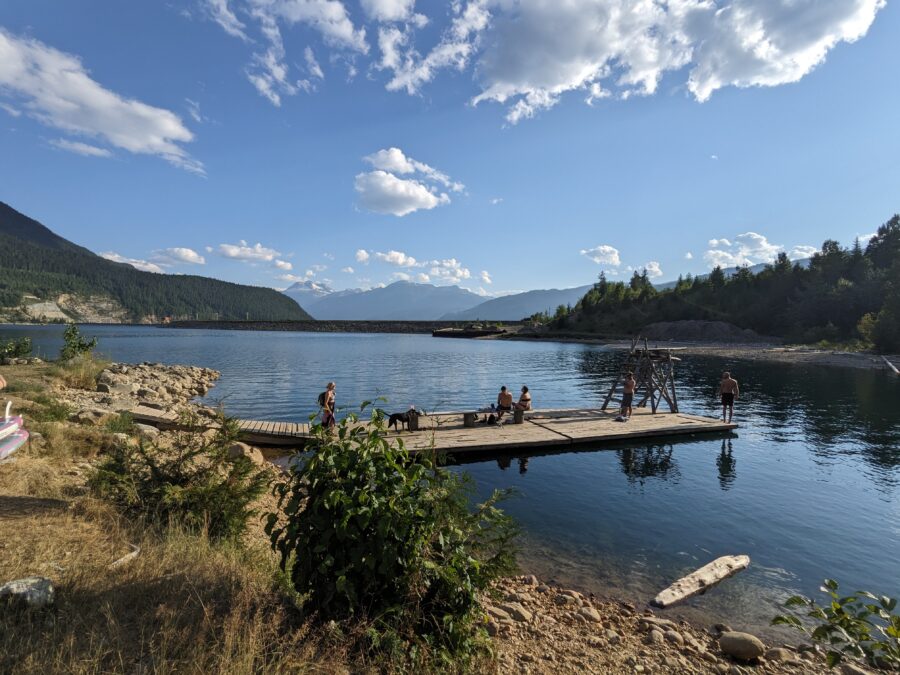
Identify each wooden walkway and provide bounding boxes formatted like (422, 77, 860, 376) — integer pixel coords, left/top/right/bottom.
(130, 405, 735, 453)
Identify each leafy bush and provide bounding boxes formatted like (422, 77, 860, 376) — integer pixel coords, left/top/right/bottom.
(104, 411, 134, 434)
(773, 578, 900, 668)
(60, 323, 98, 361)
(30, 395, 73, 423)
(267, 405, 517, 664)
(0, 336, 32, 359)
(90, 413, 272, 540)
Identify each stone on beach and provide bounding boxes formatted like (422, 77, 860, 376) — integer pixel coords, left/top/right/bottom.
(718, 631, 765, 661)
(0, 576, 55, 609)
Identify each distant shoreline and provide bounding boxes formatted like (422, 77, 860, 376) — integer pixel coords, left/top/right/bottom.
(164, 319, 523, 334)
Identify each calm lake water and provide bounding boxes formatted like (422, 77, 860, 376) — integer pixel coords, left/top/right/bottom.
(4, 324, 900, 635)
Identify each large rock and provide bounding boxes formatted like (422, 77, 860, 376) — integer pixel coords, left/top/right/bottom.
(0, 576, 55, 609)
(498, 602, 532, 622)
(227, 442, 265, 466)
(134, 423, 160, 438)
(719, 632, 765, 661)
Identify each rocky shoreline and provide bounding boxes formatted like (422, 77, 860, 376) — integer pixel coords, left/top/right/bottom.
(488, 575, 850, 674)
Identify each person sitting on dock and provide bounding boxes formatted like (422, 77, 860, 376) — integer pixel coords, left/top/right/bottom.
(516, 386, 532, 411)
(321, 381, 336, 429)
(719, 372, 739, 423)
(620, 372, 636, 420)
(496, 386, 513, 419)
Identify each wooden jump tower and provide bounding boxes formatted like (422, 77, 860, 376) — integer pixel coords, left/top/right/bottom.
(601, 337, 681, 413)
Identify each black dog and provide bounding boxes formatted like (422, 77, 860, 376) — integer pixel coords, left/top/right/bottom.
(388, 408, 425, 431)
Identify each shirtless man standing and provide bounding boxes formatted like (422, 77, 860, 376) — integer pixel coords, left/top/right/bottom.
(621, 371, 636, 419)
(719, 372, 739, 422)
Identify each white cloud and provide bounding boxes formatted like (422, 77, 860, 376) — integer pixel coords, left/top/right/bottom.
(789, 244, 818, 260)
(360, 0, 416, 23)
(580, 244, 621, 266)
(429, 258, 470, 284)
(373, 0, 883, 125)
(355, 170, 450, 216)
(356, 147, 462, 216)
(704, 231, 782, 268)
(258, 0, 368, 52)
(341, 266, 354, 273)
(305, 46, 324, 78)
(204, 0, 250, 40)
(355, 249, 370, 264)
(185, 98, 204, 123)
(364, 147, 464, 192)
(245, 11, 299, 106)
(274, 259, 293, 270)
(685, 252, 693, 260)
(322, 252, 335, 260)
(217, 240, 281, 261)
(49, 138, 112, 158)
(0, 29, 202, 173)
(0, 102, 21, 117)
(156, 247, 206, 265)
(392, 271, 412, 281)
(480, 270, 492, 284)
(644, 261, 663, 279)
(100, 251, 165, 274)
(710, 154, 719, 160)
(416, 272, 430, 283)
(858, 232, 876, 244)
(490, 197, 503, 205)
(309, 263, 327, 272)
(374, 249, 418, 267)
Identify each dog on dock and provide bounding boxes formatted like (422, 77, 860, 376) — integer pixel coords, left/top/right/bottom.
(387, 408, 425, 431)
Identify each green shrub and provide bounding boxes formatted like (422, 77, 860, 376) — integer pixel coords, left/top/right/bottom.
(90, 413, 272, 540)
(60, 323, 98, 361)
(773, 579, 900, 668)
(30, 395, 73, 423)
(0, 336, 32, 359)
(266, 404, 517, 665)
(104, 411, 134, 434)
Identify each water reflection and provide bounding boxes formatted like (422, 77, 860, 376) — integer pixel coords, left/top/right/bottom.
(618, 444, 679, 484)
(717, 439, 736, 490)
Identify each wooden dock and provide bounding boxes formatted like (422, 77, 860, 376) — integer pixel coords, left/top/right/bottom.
(130, 405, 735, 453)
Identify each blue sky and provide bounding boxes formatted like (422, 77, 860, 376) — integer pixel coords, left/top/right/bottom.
(1, 0, 897, 297)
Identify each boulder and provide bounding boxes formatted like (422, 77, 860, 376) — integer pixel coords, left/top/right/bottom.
(134, 423, 160, 438)
(840, 662, 875, 675)
(0, 576, 55, 609)
(764, 647, 794, 662)
(498, 602, 532, 622)
(719, 631, 765, 661)
(227, 442, 265, 466)
(665, 629, 684, 646)
(578, 606, 602, 623)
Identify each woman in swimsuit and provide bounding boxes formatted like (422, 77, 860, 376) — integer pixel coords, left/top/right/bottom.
(516, 386, 532, 410)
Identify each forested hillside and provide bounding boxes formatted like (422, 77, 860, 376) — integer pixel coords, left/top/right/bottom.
(0, 202, 311, 322)
(551, 215, 900, 352)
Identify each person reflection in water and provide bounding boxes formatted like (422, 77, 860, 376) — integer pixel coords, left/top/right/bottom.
(717, 438, 736, 490)
(518, 457, 529, 475)
(497, 455, 512, 471)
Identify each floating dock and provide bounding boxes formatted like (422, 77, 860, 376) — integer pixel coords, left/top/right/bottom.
(130, 405, 736, 453)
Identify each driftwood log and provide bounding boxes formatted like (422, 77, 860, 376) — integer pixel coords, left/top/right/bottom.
(652, 554, 750, 608)
(882, 356, 900, 376)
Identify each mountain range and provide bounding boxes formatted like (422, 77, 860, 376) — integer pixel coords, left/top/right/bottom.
(0, 202, 310, 323)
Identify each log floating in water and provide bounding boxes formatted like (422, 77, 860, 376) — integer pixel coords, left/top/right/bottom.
(651, 554, 750, 608)
(882, 356, 900, 376)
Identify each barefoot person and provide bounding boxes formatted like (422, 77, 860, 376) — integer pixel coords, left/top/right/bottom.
(719, 371, 739, 422)
(496, 386, 513, 419)
(620, 372, 636, 419)
(321, 381, 336, 429)
(516, 386, 532, 411)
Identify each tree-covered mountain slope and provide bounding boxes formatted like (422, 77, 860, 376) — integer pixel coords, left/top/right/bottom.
(0, 202, 311, 323)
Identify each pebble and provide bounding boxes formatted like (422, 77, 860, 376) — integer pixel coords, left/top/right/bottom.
(645, 629, 664, 645)
(578, 606, 602, 623)
(764, 647, 794, 662)
(664, 630, 684, 646)
(499, 602, 532, 623)
(605, 629, 620, 645)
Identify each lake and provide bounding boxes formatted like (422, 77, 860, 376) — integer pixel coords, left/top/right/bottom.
(4, 324, 899, 636)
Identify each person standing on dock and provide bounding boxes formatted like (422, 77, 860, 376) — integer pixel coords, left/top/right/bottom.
(321, 381, 336, 429)
(620, 372, 636, 419)
(719, 372, 739, 423)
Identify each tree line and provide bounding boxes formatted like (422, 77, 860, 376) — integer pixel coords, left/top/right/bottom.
(0, 233, 310, 322)
(548, 215, 900, 352)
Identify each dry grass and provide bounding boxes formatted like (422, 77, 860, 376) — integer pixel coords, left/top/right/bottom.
(47, 356, 110, 391)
